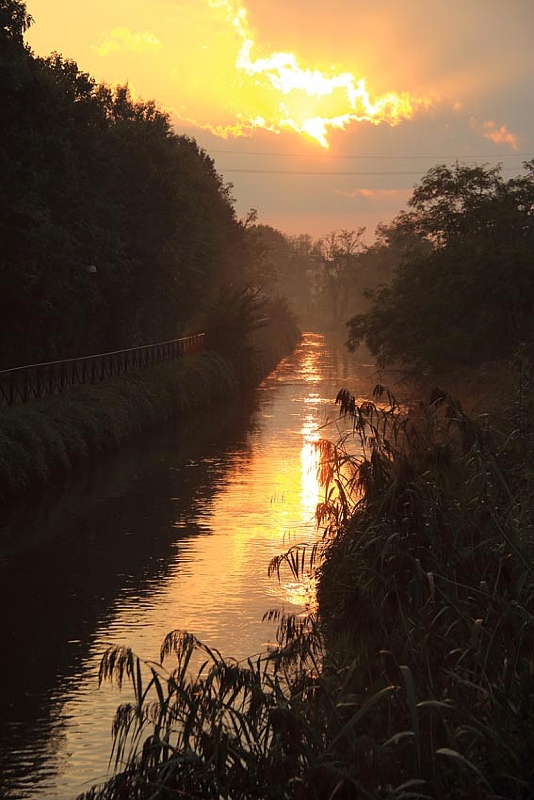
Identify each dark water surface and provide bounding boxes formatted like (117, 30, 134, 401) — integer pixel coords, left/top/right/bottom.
(0, 332, 376, 799)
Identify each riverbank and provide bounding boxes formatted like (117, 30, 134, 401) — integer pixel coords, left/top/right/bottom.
(0, 317, 301, 506)
(311, 364, 534, 798)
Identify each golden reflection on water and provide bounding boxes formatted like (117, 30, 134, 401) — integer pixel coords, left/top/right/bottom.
(276, 406, 324, 608)
(300, 344, 323, 383)
(300, 408, 322, 518)
(134, 335, 336, 660)
(44, 332, 376, 800)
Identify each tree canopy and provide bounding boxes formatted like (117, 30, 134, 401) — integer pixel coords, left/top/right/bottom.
(0, 1, 246, 368)
(346, 161, 534, 373)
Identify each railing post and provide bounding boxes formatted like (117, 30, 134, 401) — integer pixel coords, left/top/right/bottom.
(0, 332, 206, 405)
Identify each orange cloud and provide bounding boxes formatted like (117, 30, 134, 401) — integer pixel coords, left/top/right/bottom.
(338, 188, 410, 200)
(480, 120, 520, 150)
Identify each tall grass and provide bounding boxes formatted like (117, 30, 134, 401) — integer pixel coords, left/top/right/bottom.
(282, 385, 534, 797)
(81, 383, 534, 799)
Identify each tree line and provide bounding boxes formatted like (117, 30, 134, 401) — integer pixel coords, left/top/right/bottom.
(0, 1, 255, 368)
(1, 0, 363, 371)
(247, 158, 534, 380)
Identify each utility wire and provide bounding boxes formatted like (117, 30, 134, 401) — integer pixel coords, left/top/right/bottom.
(222, 169, 431, 175)
(210, 149, 531, 159)
(219, 166, 522, 176)
(213, 151, 529, 175)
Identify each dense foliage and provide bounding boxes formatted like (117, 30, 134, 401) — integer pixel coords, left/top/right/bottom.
(0, 0, 245, 368)
(347, 161, 534, 373)
(312, 387, 534, 798)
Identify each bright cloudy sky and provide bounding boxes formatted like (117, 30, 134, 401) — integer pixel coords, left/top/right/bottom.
(25, 0, 534, 241)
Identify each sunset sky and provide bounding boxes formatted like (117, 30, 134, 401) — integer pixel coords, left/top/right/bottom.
(25, 0, 533, 241)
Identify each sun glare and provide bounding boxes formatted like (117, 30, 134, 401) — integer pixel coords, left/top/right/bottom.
(300, 414, 321, 515)
(206, 0, 430, 147)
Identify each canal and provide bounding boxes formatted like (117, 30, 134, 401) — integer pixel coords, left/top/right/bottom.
(0, 332, 376, 799)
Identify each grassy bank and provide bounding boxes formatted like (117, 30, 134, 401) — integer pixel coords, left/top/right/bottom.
(0, 308, 301, 505)
(313, 384, 534, 797)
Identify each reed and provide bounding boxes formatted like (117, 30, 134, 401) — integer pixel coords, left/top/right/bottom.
(312, 386, 534, 797)
(82, 382, 534, 799)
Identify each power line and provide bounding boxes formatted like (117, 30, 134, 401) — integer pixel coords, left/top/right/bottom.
(223, 169, 430, 175)
(219, 166, 523, 176)
(210, 149, 531, 160)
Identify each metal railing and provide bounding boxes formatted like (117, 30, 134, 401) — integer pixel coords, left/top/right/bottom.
(0, 333, 205, 406)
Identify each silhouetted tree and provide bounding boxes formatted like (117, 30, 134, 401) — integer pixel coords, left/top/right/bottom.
(347, 161, 534, 373)
(0, 2, 246, 366)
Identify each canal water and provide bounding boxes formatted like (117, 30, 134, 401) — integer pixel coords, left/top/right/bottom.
(0, 332, 377, 800)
